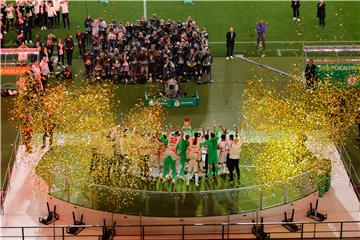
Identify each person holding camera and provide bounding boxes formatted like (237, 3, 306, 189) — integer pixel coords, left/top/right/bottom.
(305, 59, 318, 91)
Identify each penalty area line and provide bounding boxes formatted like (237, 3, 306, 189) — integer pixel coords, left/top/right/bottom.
(277, 48, 300, 56)
(235, 54, 294, 78)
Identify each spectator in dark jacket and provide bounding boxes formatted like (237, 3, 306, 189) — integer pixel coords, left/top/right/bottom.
(305, 59, 318, 90)
(226, 27, 236, 60)
(84, 15, 92, 44)
(76, 30, 86, 58)
(317, 0, 326, 27)
(291, 0, 300, 21)
(64, 33, 74, 65)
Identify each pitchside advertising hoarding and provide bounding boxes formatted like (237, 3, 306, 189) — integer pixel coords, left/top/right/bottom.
(316, 64, 360, 88)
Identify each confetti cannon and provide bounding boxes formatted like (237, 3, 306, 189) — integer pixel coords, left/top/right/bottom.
(39, 202, 59, 225)
(252, 217, 270, 240)
(99, 219, 116, 240)
(66, 212, 85, 235)
(307, 199, 327, 222)
(282, 209, 301, 232)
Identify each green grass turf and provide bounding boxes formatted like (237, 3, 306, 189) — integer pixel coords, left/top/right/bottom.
(3, 1, 360, 56)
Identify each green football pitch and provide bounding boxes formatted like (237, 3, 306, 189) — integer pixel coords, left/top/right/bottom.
(3, 0, 360, 56)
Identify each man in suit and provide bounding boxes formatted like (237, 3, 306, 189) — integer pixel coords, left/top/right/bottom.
(226, 27, 236, 60)
(291, 0, 301, 22)
(317, 0, 326, 27)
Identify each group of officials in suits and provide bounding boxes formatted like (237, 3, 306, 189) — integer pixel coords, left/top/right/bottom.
(225, 0, 327, 59)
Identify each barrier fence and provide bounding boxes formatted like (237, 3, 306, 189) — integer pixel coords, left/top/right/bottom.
(0, 220, 359, 239)
(47, 160, 322, 217)
(0, 129, 21, 215)
(337, 140, 360, 200)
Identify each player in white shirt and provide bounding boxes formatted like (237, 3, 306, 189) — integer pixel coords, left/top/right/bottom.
(228, 135, 243, 183)
(46, 2, 56, 28)
(53, 0, 60, 28)
(200, 126, 210, 177)
(60, 0, 69, 29)
(39, 56, 50, 77)
(5, 3, 14, 33)
(187, 132, 202, 186)
(217, 126, 229, 175)
(32, 0, 39, 28)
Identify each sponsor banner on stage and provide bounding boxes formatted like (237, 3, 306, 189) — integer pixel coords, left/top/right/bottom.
(145, 91, 200, 108)
(0, 66, 31, 76)
(317, 64, 360, 88)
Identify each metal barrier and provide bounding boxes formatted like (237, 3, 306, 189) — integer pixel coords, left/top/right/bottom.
(0, 220, 359, 239)
(48, 166, 320, 217)
(0, 128, 21, 215)
(337, 140, 360, 200)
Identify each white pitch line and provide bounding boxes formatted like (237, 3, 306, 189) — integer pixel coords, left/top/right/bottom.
(277, 48, 300, 56)
(235, 54, 294, 78)
(239, 165, 255, 168)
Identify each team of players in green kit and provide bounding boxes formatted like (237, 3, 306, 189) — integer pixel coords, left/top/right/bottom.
(157, 118, 243, 187)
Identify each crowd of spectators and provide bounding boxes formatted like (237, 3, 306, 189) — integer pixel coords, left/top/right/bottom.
(1, 1, 212, 84)
(0, 0, 69, 46)
(82, 14, 212, 83)
(0, 0, 73, 89)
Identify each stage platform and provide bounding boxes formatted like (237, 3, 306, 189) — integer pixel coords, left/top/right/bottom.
(0, 138, 359, 239)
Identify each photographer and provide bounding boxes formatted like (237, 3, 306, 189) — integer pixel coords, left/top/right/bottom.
(82, 15, 211, 83)
(202, 48, 212, 83)
(139, 48, 149, 82)
(305, 59, 318, 91)
(111, 48, 121, 82)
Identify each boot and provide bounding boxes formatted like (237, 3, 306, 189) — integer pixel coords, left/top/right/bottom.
(195, 173, 199, 187)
